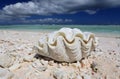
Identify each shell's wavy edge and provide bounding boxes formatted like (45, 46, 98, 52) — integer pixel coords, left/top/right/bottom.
(35, 28, 98, 62)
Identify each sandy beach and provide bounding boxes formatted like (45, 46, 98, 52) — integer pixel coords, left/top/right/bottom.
(0, 30, 120, 79)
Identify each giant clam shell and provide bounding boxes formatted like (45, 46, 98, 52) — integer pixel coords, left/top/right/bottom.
(35, 28, 98, 62)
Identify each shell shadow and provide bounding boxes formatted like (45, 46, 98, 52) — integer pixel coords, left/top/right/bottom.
(34, 53, 85, 64)
(34, 54, 53, 61)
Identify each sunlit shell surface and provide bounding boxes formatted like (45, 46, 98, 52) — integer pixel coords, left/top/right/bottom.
(35, 28, 98, 62)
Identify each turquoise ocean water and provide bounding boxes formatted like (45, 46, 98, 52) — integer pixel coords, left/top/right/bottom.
(0, 25, 120, 36)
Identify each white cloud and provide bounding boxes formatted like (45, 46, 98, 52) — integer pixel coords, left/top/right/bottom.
(84, 10, 97, 15)
(0, 13, 73, 24)
(2, 0, 120, 15)
(3, 2, 39, 15)
(0, 0, 120, 24)
(19, 18, 73, 24)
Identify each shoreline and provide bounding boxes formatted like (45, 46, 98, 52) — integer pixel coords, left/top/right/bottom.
(1, 29, 120, 38)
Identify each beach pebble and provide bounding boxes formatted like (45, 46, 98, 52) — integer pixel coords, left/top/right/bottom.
(0, 49, 2, 53)
(36, 66, 47, 72)
(53, 68, 68, 79)
(76, 75, 82, 79)
(53, 68, 78, 79)
(0, 68, 14, 79)
(95, 52, 103, 57)
(48, 61, 54, 66)
(23, 55, 34, 62)
(9, 63, 21, 71)
(68, 72, 77, 79)
(40, 59, 48, 66)
(32, 60, 42, 68)
(81, 59, 91, 68)
(57, 64, 62, 68)
(71, 61, 81, 68)
(91, 62, 98, 73)
(61, 63, 68, 66)
(12, 54, 24, 64)
(32, 60, 47, 72)
(0, 53, 14, 68)
(83, 74, 91, 79)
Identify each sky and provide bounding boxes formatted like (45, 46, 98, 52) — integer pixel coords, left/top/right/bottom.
(0, 0, 120, 25)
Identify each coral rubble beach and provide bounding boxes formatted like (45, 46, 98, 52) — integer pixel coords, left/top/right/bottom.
(0, 30, 120, 79)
